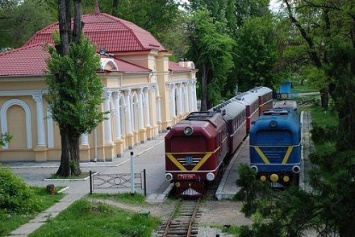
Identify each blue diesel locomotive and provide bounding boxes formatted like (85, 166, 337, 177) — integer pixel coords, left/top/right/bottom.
(249, 106, 302, 188)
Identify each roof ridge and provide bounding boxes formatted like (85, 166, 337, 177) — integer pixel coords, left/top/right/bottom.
(93, 13, 145, 50)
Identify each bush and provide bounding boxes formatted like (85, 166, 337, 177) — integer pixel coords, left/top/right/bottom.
(311, 124, 338, 144)
(0, 166, 36, 213)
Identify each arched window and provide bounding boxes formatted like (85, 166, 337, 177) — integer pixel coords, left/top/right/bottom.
(0, 99, 32, 149)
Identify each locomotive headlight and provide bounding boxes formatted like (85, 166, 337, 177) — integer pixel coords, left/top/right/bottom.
(175, 182, 180, 187)
(206, 172, 215, 181)
(292, 165, 301, 174)
(165, 173, 173, 181)
(270, 174, 279, 182)
(260, 175, 267, 182)
(250, 165, 258, 173)
(283, 175, 290, 182)
(184, 126, 193, 136)
(270, 120, 278, 128)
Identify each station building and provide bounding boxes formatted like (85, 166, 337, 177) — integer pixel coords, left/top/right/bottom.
(0, 11, 197, 162)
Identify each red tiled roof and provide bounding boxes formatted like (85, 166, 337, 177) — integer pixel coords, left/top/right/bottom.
(0, 44, 49, 76)
(169, 62, 191, 72)
(24, 13, 166, 53)
(113, 58, 151, 73)
(0, 45, 152, 77)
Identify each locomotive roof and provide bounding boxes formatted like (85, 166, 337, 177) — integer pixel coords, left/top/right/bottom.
(248, 86, 272, 96)
(273, 100, 298, 111)
(250, 108, 300, 133)
(220, 100, 246, 121)
(234, 91, 259, 105)
(184, 111, 225, 129)
(165, 111, 226, 140)
(209, 99, 246, 121)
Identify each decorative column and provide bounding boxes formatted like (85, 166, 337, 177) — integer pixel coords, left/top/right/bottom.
(153, 85, 162, 132)
(138, 88, 146, 143)
(112, 91, 124, 156)
(80, 133, 90, 162)
(184, 83, 190, 114)
(142, 87, 154, 139)
(46, 108, 54, 148)
(192, 80, 198, 111)
(81, 134, 89, 145)
(125, 89, 134, 149)
(103, 90, 114, 161)
(32, 92, 47, 162)
(178, 83, 183, 118)
(112, 91, 122, 139)
(32, 93, 46, 146)
(169, 84, 176, 123)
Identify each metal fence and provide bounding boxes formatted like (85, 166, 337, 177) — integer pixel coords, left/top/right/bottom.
(89, 169, 146, 196)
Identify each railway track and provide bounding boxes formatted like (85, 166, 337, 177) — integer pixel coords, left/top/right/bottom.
(155, 199, 202, 237)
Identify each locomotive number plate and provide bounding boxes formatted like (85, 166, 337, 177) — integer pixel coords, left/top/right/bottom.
(177, 174, 196, 180)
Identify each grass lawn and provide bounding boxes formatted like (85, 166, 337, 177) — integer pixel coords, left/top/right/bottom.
(29, 195, 161, 237)
(0, 187, 64, 237)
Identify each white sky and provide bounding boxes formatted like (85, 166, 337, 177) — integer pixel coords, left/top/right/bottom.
(177, 0, 282, 12)
(269, 0, 282, 12)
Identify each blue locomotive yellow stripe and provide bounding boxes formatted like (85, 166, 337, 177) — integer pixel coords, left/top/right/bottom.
(251, 144, 300, 164)
(253, 147, 270, 164)
(282, 146, 293, 164)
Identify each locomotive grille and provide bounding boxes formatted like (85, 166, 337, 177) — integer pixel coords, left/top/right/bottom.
(251, 144, 300, 164)
(177, 157, 202, 165)
(166, 151, 214, 171)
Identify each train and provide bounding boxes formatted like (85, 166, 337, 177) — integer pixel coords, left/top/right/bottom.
(249, 102, 301, 188)
(164, 86, 273, 198)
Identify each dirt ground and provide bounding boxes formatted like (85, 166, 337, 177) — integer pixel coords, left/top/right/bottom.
(89, 198, 252, 236)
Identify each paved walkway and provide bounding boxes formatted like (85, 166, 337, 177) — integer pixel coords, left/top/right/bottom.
(5, 133, 169, 237)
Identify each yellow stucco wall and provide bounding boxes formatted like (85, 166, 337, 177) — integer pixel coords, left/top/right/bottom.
(0, 51, 197, 162)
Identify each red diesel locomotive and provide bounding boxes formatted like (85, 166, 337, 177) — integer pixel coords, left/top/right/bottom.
(165, 87, 273, 197)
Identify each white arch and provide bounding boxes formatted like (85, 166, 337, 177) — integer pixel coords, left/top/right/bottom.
(100, 58, 118, 71)
(0, 99, 32, 149)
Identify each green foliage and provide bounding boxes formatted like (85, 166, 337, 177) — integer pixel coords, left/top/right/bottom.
(234, 16, 279, 91)
(0, 133, 12, 146)
(185, 8, 235, 108)
(0, 184, 64, 236)
(310, 106, 338, 145)
(299, 66, 329, 91)
(0, 0, 56, 49)
(0, 166, 36, 213)
(45, 36, 106, 135)
(235, 164, 273, 217)
(308, 150, 355, 236)
(30, 199, 160, 237)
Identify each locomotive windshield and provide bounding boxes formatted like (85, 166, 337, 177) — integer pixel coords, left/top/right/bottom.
(170, 136, 207, 152)
(255, 130, 292, 145)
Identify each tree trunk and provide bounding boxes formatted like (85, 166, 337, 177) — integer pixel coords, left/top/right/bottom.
(73, 0, 83, 43)
(112, 0, 119, 16)
(56, 125, 81, 177)
(319, 87, 329, 109)
(58, 0, 71, 56)
(200, 63, 208, 111)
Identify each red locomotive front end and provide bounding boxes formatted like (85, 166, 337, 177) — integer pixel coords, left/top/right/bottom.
(165, 111, 228, 198)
